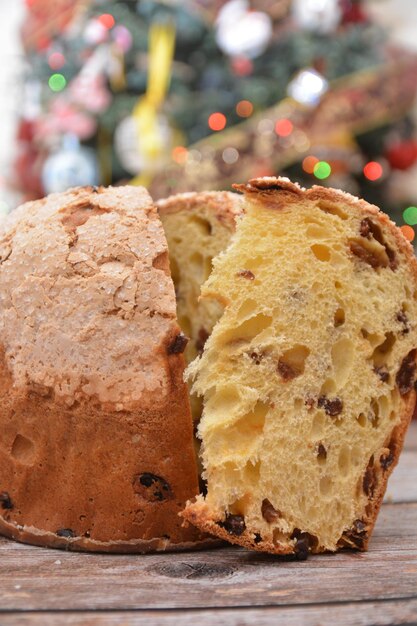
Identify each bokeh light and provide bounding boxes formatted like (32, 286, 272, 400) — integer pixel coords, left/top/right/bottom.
(208, 112, 226, 131)
(48, 73, 67, 92)
(236, 100, 253, 118)
(98, 14, 115, 29)
(188, 149, 202, 163)
(222, 147, 239, 164)
(314, 161, 332, 179)
(403, 206, 417, 226)
(112, 25, 133, 52)
(48, 52, 65, 70)
(363, 161, 383, 181)
(293, 130, 310, 153)
(400, 225, 415, 242)
(257, 118, 274, 134)
(275, 118, 293, 137)
(231, 56, 253, 76)
(302, 155, 319, 174)
(287, 69, 329, 106)
(172, 146, 188, 164)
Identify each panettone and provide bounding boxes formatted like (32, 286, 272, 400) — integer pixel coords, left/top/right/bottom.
(183, 177, 417, 556)
(157, 191, 242, 420)
(2, 178, 415, 557)
(0, 185, 215, 552)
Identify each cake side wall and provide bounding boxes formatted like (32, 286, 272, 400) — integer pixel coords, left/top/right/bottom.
(0, 186, 202, 550)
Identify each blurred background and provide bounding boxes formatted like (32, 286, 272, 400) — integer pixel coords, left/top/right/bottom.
(1, 0, 417, 245)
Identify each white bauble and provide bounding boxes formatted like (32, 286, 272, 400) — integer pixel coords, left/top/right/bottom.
(292, 0, 342, 34)
(42, 145, 99, 194)
(114, 115, 173, 175)
(216, 0, 272, 59)
(287, 68, 329, 106)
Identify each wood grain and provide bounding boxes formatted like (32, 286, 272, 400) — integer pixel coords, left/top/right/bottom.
(385, 451, 417, 503)
(384, 423, 417, 503)
(404, 422, 417, 451)
(1, 599, 417, 626)
(0, 502, 416, 612)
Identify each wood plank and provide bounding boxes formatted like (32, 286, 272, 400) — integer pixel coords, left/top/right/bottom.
(0, 503, 416, 611)
(404, 421, 417, 451)
(1, 599, 417, 626)
(384, 451, 417, 503)
(383, 422, 417, 503)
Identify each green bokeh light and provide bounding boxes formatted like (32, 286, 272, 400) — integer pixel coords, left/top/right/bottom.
(313, 161, 331, 180)
(48, 73, 67, 92)
(403, 206, 417, 226)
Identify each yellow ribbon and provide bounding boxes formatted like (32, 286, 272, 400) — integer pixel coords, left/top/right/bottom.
(131, 21, 176, 186)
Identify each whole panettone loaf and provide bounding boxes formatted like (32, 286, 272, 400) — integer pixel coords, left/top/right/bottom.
(0, 185, 213, 552)
(183, 177, 417, 556)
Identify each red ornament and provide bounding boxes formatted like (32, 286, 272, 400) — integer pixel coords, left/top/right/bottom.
(14, 147, 44, 198)
(340, 0, 368, 25)
(37, 35, 51, 51)
(17, 119, 36, 143)
(386, 140, 417, 171)
(231, 56, 253, 77)
(22, 0, 81, 51)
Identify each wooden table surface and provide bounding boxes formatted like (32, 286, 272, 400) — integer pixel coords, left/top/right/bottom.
(1, 423, 416, 626)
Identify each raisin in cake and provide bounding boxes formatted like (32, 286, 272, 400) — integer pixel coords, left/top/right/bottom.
(183, 177, 417, 556)
(0, 185, 212, 552)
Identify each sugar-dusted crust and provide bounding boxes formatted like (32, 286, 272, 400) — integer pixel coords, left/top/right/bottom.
(183, 176, 417, 556)
(156, 191, 243, 229)
(0, 185, 212, 552)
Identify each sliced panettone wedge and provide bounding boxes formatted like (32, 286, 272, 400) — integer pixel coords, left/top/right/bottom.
(158, 191, 243, 365)
(158, 191, 243, 421)
(183, 177, 417, 557)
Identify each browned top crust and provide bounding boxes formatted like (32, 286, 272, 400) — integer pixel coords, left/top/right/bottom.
(233, 176, 417, 267)
(233, 177, 304, 196)
(0, 184, 178, 412)
(157, 191, 243, 229)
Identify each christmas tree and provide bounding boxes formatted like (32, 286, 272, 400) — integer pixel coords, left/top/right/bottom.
(13, 0, 417, 244)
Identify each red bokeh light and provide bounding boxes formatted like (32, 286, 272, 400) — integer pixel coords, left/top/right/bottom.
(302, 155, 319, 174)
(231, 56, 253, 77)
(172, 146, 188, 164)
(98, 13, 115, 29)
(363, 161, 383, 181)
(236, 100, 253, 118)
(275, 118, 293, 137)
(400, 225, 415, 242)
(208, 112, 226, 132)
(48, 52, 65, 70)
